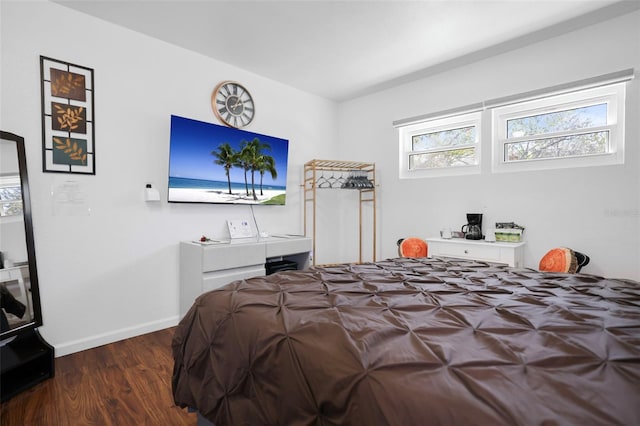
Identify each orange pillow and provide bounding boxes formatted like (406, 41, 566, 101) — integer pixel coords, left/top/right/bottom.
(398, 238, 428, 258)
(539, 248, 578, 273)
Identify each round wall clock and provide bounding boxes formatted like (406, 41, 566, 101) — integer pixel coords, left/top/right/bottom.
(211, 81, 255, 128)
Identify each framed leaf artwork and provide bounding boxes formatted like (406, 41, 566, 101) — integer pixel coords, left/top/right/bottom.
(40, 56, 95, 174)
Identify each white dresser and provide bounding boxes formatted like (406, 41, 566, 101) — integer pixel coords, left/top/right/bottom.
(179, 236, 312, 317)
(425, 237, 525, 267)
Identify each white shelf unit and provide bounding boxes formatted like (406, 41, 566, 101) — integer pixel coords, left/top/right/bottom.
(303, 159, 376, 266)
(179, 236, 312, 317)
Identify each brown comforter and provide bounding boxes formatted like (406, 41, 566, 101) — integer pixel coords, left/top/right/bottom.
(172, 257, 640, 425)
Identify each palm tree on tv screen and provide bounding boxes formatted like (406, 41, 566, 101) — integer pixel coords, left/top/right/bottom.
(211, 143, 236, 194)
(211, 137, 277, 201)
(236, 141, 254, 197)
(257, 154, 277, 196)
(240, 138, 274, 201)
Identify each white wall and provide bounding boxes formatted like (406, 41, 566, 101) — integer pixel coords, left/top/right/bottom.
(337, 10, 640, 281)
(1, 1, 338, 355)
(2, 2, 639, 356)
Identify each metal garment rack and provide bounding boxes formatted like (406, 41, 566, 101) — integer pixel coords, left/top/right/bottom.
(303, 159, 376, 266)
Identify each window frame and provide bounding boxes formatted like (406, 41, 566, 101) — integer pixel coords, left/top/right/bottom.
(491, 83, 626, 173)
(398, 111, 482, 179)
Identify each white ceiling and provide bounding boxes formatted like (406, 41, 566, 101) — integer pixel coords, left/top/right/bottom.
(54, 0, 639, 102)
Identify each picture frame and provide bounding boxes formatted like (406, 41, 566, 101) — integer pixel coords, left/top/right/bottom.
(40, 56, 95, 174)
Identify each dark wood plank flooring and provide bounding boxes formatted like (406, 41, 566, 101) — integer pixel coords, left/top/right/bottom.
(0, 327, 195, 425)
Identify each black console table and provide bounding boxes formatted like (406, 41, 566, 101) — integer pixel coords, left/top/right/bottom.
(1, 329, 54, 402)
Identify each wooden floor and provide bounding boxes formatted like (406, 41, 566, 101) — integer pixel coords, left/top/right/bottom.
(0, 327, 196, 425)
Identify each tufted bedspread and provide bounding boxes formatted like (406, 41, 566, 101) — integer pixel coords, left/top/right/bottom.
(172, 257, 640, 425)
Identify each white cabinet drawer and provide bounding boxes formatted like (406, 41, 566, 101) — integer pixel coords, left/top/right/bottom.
(202, 265, 266, 292)
(426, 238, 525, 267)
(265, 237, 313, 258)
(201, 243, 265, 272)
(434, 242, 501, 262)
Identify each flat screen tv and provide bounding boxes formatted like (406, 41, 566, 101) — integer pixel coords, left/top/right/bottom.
(168, 115, 289, 205)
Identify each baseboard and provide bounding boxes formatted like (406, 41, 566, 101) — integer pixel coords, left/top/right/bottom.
(53, 315, 180, 357)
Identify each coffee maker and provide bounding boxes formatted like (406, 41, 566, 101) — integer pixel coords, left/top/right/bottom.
(462, 213, 483, 240)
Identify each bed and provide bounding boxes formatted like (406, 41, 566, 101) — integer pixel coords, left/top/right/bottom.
(172, 257, 640, 425)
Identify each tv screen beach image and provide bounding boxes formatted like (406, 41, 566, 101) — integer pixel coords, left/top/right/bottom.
(168, 115, 289, 205)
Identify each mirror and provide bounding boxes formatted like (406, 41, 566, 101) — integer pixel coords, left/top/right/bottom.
(0, 131, 43, 342)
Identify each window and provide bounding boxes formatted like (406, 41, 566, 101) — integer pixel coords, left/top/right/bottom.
(398, 111, 481, 179)
(396, 70, 631, 178)
(0, 176, 23, 217)
(492, 83, 626, 172)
